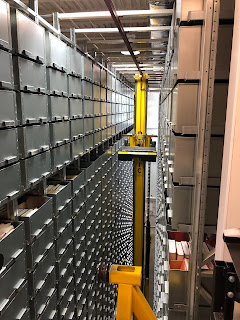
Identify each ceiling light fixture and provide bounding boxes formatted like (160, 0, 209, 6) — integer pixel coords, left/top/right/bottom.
(121, 50, 140, 55)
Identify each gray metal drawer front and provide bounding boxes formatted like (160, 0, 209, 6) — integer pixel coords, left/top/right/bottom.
(83, 56, 92, 80)
(28, 246, 55, 297)
(39, 291, 57, 320)
(0, 282, 29, 319)
(102, 128, 107, 140)
(46, 32, 67, 72)
(55, 203, 72, 236)
(95, 131, 102, 146)
(0, 91, 17, 128)
(58, 280, 75, 316)
(49, 96, 69, 121)
(107, 115, 112, 126)
(84, 99, 93, 116)
(71, 138, 84, 159)
(62, 296, 75, 319)
(101, 102, 107, 115)
(94, 117, 101, 131)
(51, 143, 71, 170)
(21, 151, 51, 188)
(26, 221, 54, 269)
(0, 249, 25, 309)
(0, 162, 21, 205)
(18, 92, 48, 125)
(32, 269, 56, 319)
(50, 121, 70, 147)
(101, 70, 107, 87)
(56, 242, 74, 278)
(0, 128, 18, 167)
(84, 117, 93, 134)
(68, 47, 82, 77)
(83, 80, 92, 99)
(0, 0, 11, 50)
(111, 77, 116, 91)
(19, 196, 53, 241)
(0, 221, 24, 269)
(47, 69, 68, 97)
(93, 84, 101, 101)
(101, 87, 106, 101)
(107, 73, 111, 89)
(69, 98, 83, 119)
(107, 90, 112, 102)
(93, 64, 100, 84)
(73, 187, 85, 214)
(58, 263, 74, 292)
(112, 114, 116, 125)
(66, 169, 85, 196)
(18, 124, 50, 158)
(15, 10, 45, 62)
(56, 222, 72, 259)
(17, 57, 46, 93)
(112, 103, 116, 114)
(69, 76, 82, 98)
(71, 118, 84, 139)
(46, 181, 71, 215)
(94, 101, 101, 115)
(106, 102, 111, 114)
(73, 204, 85, 232)
(0, 49, 13, 89)
(101, 116, 107, 128)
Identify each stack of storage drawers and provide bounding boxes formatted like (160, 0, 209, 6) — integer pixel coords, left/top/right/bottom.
(19, 196, 56, 319)
(154, 0, 235, 319)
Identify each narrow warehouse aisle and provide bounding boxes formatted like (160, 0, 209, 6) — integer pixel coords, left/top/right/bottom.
(0, 0, 239, 320)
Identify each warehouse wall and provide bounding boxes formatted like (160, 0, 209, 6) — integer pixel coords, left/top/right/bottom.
(0, 1, 134, 319)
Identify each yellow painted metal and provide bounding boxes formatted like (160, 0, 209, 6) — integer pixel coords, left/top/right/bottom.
(118, 151, 157, 156)
(109, 265, 142, 286)
(109, 264, 157, 320)
(134, 158, 145, 266)
(116, 284, 132, 320)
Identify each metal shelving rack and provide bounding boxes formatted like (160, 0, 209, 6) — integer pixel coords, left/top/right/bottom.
(154, 0, 234, 319)
(0, 0, 135, 319)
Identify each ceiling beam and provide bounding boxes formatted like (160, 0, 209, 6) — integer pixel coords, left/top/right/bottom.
(55, 9, 173, 20)
(74, 26, 171, 33)
(93, 47, 167, 53)
(76, 38, 169, 44)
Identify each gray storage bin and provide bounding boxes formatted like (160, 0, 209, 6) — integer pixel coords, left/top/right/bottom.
(0, 90, 17, 128)
(46, 32, 67, 72)
(0, 281, 29, 319)
(46, 180, 72, 215)
(16, 56, 46, 93)
(112, 103, 116, 114)
(21, 150, 51, 188)
(56, 242, 74, 280)
(73, 204, 86, 233)
(48, 96, 69, 121)
(102, 128, 107, 140)
(0, 49, 13, 89)
(94, 131, 102, 146)
(107, 115, 112, 126)
(107, 126, 112, 139)
(51, 143, 71, 170)
(71, 137, 84, 159)
(71, 118, 84, 139)
(55, 202, 72, 237)
(83, 80, 92, 99)
(68, 47, 82, 77)
(26, 220, 54, 269)
(14, 10, 45, 62)
(69, 75, 82, 98)
(107, 72, 111, 89)
(93, 63, 100, 85)
(84, 117, 93, 134)
(101, 87, 106, 101)
(58, 279, 75, 316)
(106, 102, 111, 114)
(38, 291, 57, 320)
(0, 163, 21, 205)
(0, 245, 25, 311)
(0, 0, 11, 50)
(93, 84, 101, 101)
(73, 187, 85, 215)
(84, 99, 93, 117)
(17, 92, 48, 125)
(27, 247, 55, 297)
(69, 98, 83, 119)
(47, 68, 68, 97)
(107, 89, 112, 102)
(30, 269, 56, 319)
(84, 134, 93, 151)
(18, 196, 53, 241)
(58, 263, 74, 294)
(66, 169, 85, 197)
(83, 55, 92, 81)
(111, 76, 116, 91)
(94, 117, 101, 131)
(94, 101, 101, 116)
(101, 116, 107, 129)
(0, 128, 18, 167)
(18, 124, 50, 158)
(101, 69, 107, 87)
(50, 121, 70, 147)
(55, 222, 72, 260)
(61, 295, 75, 319)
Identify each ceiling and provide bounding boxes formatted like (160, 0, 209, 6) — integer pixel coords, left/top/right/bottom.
(24, 0, 174, 88)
